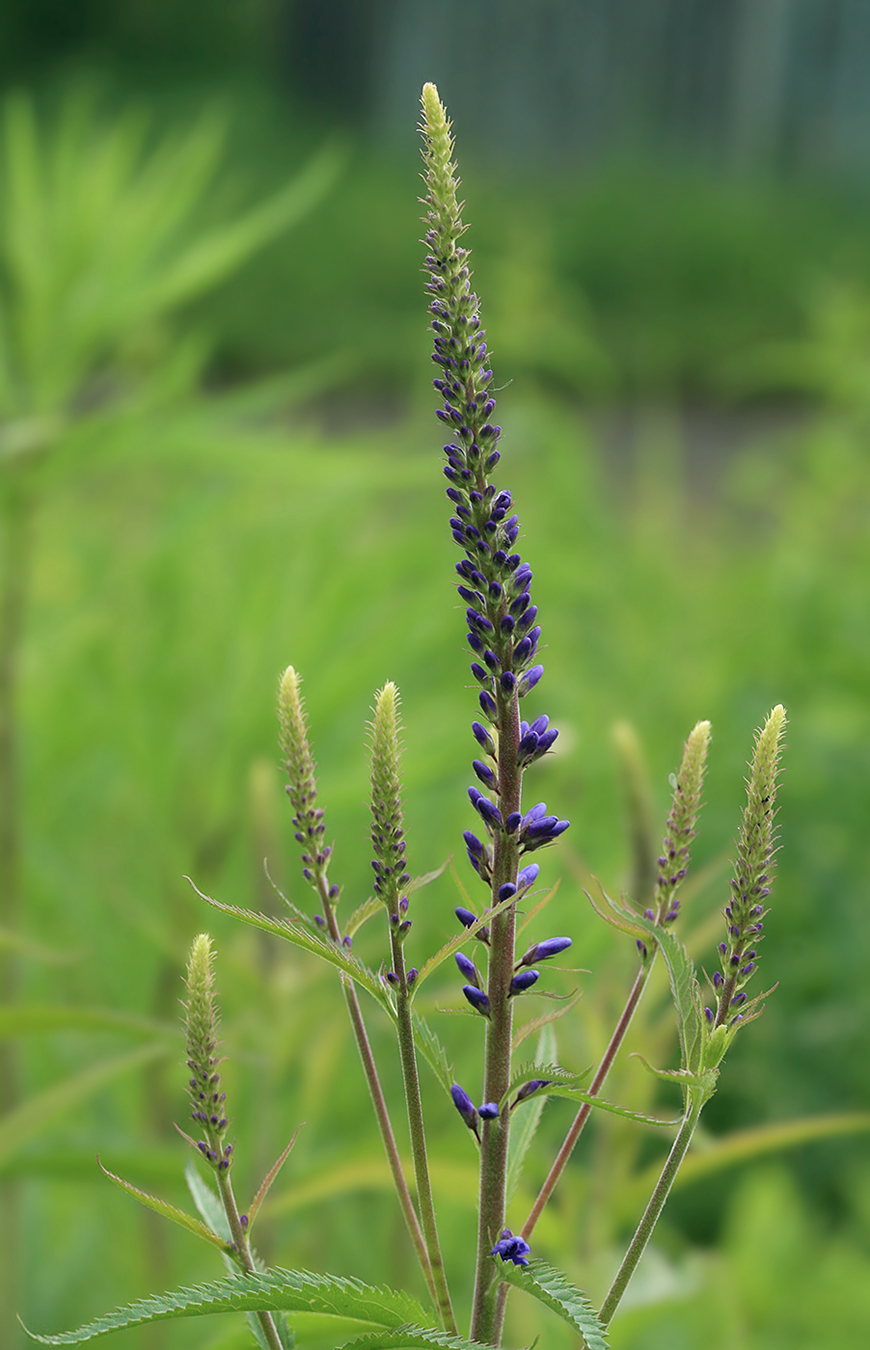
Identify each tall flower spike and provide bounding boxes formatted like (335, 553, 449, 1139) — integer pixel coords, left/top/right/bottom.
(715, 705, 787, 1027)
(370, 682, 410, 911)
(279, 666, 334, 901)
(654, 719, 712, 924)
(184, 934, 231, 1172)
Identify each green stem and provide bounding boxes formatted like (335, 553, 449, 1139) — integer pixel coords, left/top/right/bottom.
(217, 1167, 284, 1350)
(522, 957, 652, 1240)
(599, 1097, 702, 1326)
(390, 934, 457, 1335)
(319, 888, 437, 1311)
(0, 469, 34, 1349)
(470, 688, 522, 1348)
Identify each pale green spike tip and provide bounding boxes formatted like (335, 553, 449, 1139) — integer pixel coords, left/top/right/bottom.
(371, 681, 402, 792)
(278, 664, 304, 756)
(185, 934, 217, 1069)
(421, 82, 447, 134)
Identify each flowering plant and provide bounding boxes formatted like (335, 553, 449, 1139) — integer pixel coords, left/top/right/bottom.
(27, 84, 786, 1350)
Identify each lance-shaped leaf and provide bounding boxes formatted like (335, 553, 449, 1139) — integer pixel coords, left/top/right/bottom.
(189, 882, 395, 1018)
(585, 881, 648, 941)
(23, 1269, 435, 1345)
(345, 897, 382, 939)
(511, 991, 582, 1053)
(631, 915, 706, 1078)
(411, 1012, 453, 1094)
(506, 1026, 556, 1202)
(409, 887, 520, 998)
(494, 1259, 609, 1350)
(98, 1160, 232, 1256)
(516, 879, 561, 935)
(337, 1331, 483, 1350)
(247, 1126, 302, 1231)
(506, 1063, 678, 1129)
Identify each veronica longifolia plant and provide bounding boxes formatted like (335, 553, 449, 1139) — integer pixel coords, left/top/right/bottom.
(28, 84, 787, 1350)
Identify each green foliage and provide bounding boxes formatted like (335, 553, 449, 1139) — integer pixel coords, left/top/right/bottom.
(496, 1259, 609, 1349)
(23, 1269, 435, 1345)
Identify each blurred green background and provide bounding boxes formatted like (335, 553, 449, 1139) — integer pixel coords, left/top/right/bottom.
(3, 3, 870, 1347)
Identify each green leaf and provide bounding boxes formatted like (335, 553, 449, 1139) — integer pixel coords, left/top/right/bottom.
(23, 1269, 435, 1345)
(337, 1331, 483, 1350)
(190, 882, 395, 1018)
(345, 897, 382, 939)
(507, 1026, 556, 1202)
(0, 1043, 168, 1169)
(495, 1259, 608, 1350)
(407, 860, 450, 895)
(410, 887, 519, 998)
(411, 1012, 453, 1094)
(0, 1003, 178, 1041)
(511, 992, 582, 1053)
(631, 1054, 718, 1097)
(633, 916, 706, 1078)
(247, 1126, 302, 1229)
(506, 1063, 677, 1128)
(585, 883, 648, 941)
(98, 1160, 231, 1255)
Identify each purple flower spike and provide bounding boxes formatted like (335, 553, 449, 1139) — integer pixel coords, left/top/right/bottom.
(462, 984, 490, 1017)
(455, 951, 477, 981)
(456, 907, 478, 929)
(491, 1229, 531, 1266)
(510, 969, 540, 994)
(519, 935, 572, 965)
(450, 1082, 478, 1130)
(478, 1102, 499, 1120)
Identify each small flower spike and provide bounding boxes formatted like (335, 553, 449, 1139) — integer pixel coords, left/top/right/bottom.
(369, 683, 411, 913)
(654, 720, 711, 925)
(714, 706, 787, 1028)
(279, 666, 335, 905)
(491, 1229, 531, 1266)
(184, 934, 232, 1173)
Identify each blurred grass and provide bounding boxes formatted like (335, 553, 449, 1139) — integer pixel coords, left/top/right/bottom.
(6, 77, 870, 1348)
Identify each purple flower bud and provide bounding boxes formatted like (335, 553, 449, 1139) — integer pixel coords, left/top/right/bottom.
(517, 605, 539, 633)
(637, 940, 648, 958)
(407, 967, 417, 985)
(520, 936, 572, 965)
(497, 882, 517, 902)
(456, 907, 478, 929)
(455, 951, 477, 981)
(705, 1006, 714, 1023)
(462, 984, 490, 1016)
(463, 830, 485, 857)
(473, 759, 497, 789)
(732, 991, 747, 1006)
(517, 863, 540, 889)
(491, 1229, 531, 1266)
(505, 811, 522, 833)
(510, 969, 540, 994)
(386, 971, 399, 986)
(314, 914, 326, 928)
(472, 721, 495, 755)
(478, 1101, 500, 1120)
(240, 1214, 248, 1228)
(479, 690, 497, 719)
(518, 664, 544, 696)
(712, 970, 723, 988)
(516, 1079, 551, 1102)
(450, 1082, 478, 1129)
(644, 909, 655, 920)
(500, 671, 516, 693)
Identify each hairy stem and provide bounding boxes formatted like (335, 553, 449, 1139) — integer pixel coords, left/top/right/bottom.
(522, 958, 651, 1240)
(321, 889, 438, 1311)
(217, 1168, 284, 1350)
(470, 688, 522, 1347)
(599, 1097, 702, 1326)
(390, 934, 457, 1335)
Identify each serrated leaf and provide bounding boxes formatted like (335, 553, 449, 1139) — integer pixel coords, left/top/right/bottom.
(511, 992, 582, 1053)
(516, 879, 561, 934)
(99, 1160, 231, 1255)
(631, 1054, 717, 1097)
(337, 1329, 482, 1350)
(507, 1063, 677, 1128)
(189, 882, 395, 1018)
(345, 897, 382, 939)
(495, 1259, 608, 1350)
(633, 917, 706, 1078)
(506, 1026, 556, 1202)
(24, 1269, 434, 1345)
(407, 860, 450, 895)
(410, 888, 519, 998)
(411, 1013, 453, 1094)
(248, 1126, 302, 1229)
(584, 884, 648, 941)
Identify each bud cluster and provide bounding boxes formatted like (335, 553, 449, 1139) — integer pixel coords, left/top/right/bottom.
(184, 934, 232, 1173)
